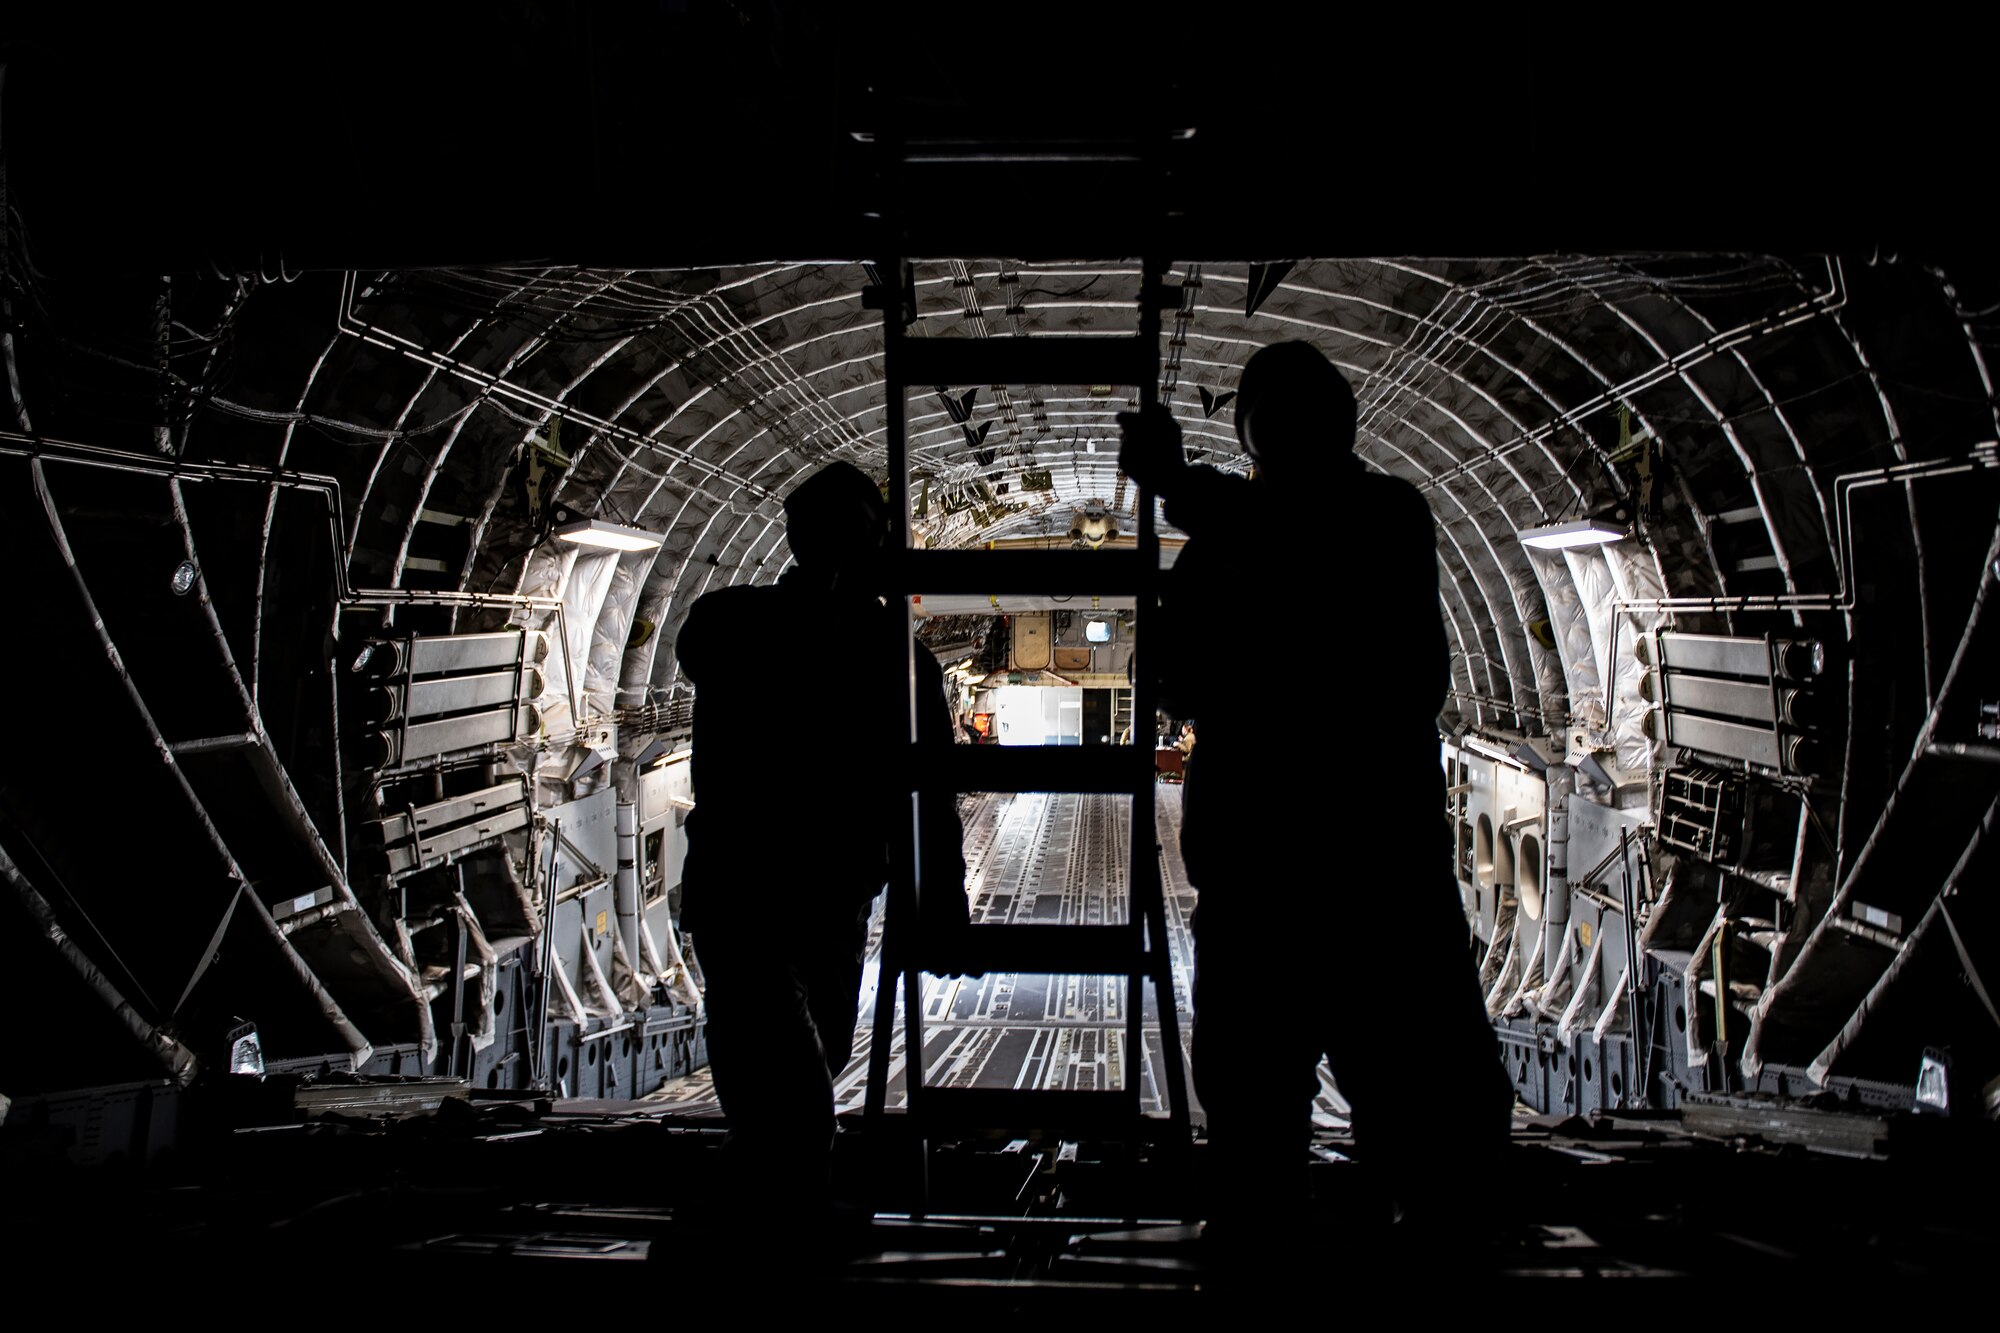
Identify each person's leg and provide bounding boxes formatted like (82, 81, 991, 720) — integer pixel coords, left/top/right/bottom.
(788, 904, 873, 1225)
(1324, 860, 1513, 1224)
(698, 924, 843, 1216)
(800, 902, 871, 1086)
(1192, 902, 1320, 1228)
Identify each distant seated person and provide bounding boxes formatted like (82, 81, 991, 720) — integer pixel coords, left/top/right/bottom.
(1176, 721, 1197, 758)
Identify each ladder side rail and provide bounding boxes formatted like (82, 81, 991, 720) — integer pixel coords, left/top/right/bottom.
(865, 113, 922, 1139)
(1132, 252, 1193, 1140)
(886, 279, 933, 1165)
(1125, 256, 1160, 1113)
(881, 141, 938, 1210)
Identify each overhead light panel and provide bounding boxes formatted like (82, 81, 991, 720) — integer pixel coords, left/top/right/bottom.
(1518, 517, 1626, 550)
(224, 1018, 264, 1077)
(555, 518, 664, 552)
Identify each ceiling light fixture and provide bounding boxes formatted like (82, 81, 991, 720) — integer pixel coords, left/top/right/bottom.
(1517, 515, 1627, 551)
(170, 559, 200, 595)
(555, 517, 665, 552)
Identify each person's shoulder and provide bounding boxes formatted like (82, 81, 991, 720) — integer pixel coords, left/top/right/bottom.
(1356, 468, 1426, 505)
(1356, 471, 1436, 528)
(1183, 464, 1250, 501)
(677, 583, 773, 666)
(685, 582, 773, 621)
(1163, 464, 1251, 532)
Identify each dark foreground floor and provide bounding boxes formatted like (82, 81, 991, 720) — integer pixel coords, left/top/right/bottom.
(8, 1089, 1997, 1314)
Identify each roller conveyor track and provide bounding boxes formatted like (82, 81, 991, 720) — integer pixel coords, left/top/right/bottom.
(852, 786, 1183, 1113)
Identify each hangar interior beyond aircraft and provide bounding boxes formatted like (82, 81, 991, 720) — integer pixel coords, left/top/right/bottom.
(2, 7, 1996, 1304)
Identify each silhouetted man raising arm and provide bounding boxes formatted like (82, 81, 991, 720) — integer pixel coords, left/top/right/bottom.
(1120, 341, 1511, 1239)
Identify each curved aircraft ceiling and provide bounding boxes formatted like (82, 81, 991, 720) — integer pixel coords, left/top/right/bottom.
(13, 253, 1993, 744)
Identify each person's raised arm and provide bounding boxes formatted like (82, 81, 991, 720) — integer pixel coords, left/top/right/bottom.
(1116, 403, 1185, 497)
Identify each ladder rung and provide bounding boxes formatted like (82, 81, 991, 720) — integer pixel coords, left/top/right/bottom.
(888, 134, 1151, 165)
(898, 548, 1146, 596)
(895, 336, 1154, 388)
(919, 745, 1152, 794)
(926, 924, 1146, 977)
(909, 1087, 1142, 1136)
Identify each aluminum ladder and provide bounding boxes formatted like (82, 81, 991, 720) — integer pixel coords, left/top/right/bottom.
(857, 123, 1193, 1207)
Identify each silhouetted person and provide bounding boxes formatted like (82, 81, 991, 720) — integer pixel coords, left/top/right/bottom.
(675, 461, 967, 1230)
(1120, 341, 1512, 1236)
